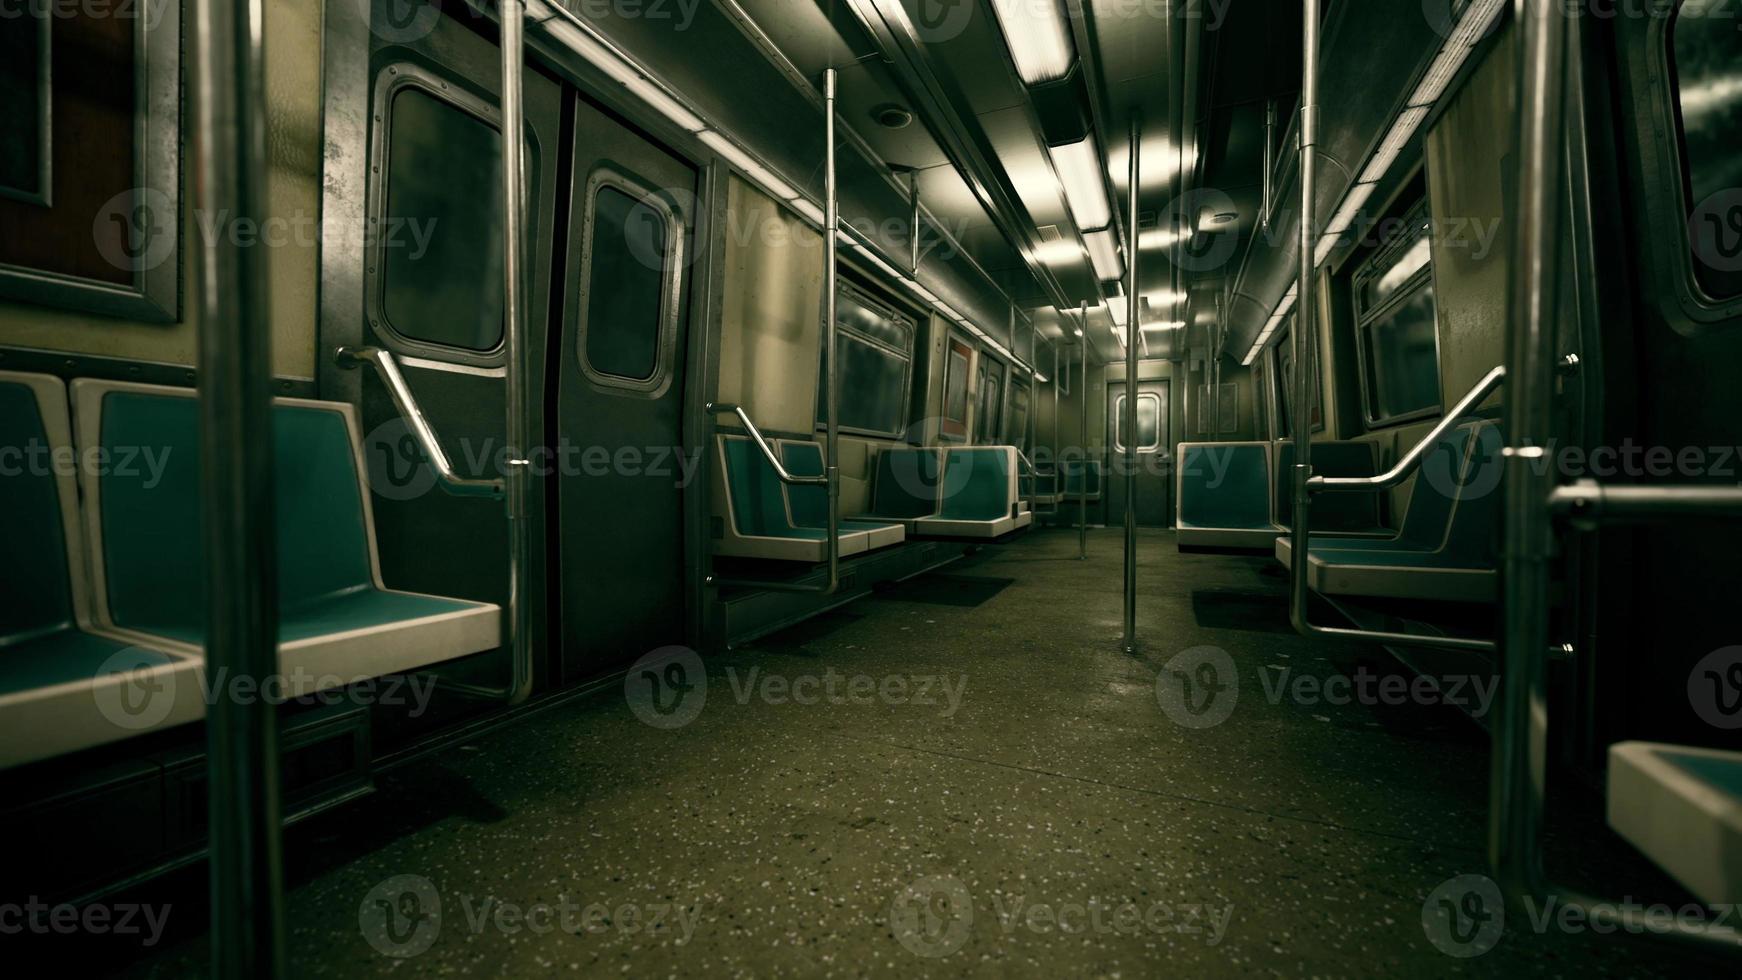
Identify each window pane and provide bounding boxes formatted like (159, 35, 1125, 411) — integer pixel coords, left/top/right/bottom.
(1008, 381, 1030, 448)
(1115, 394, 1158, 450)
(978, 364, 1001, 439)
(383, 89, 505, 352)
(1361, 284, 1441, 422)
(1137, 394, 1159, 449)
(584, 185, 668, 381)
(945, 350, 970, 422)
(817, 334, 907, 434)
(1671, 9, 1742, 298)
(1361, 233, 1433, 311)
(839, 290, 911, 350)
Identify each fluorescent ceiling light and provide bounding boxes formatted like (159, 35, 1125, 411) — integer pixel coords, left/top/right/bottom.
(1140, 227, 1181, 251)
(700, 131, 797, 200)
(988, 0, 1076, 86)
(1031, 238, 1085, 266)
(539, 18, 708, 133)
(1145, 290, 1184, 308)
(912, 284, 939, 305)
(1047, 136, 1112, 231)
(1142, 321, 1185, 332)
(792, 199, 825, 226)
(1107, 298, 1128, 328)
(1324, 181, 1378, 237)
(1083, 228, 1123, 282)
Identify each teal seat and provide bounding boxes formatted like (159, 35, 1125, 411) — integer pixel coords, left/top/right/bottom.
(0, 373, 203, 769)
(714, 435, 873, 561)
(1275, 421, 1501, 602)
(864, 447, 944, 526)
(776, 440, 904, 551)
(1176, 443, 1281, 549)
(912, 447, 1033, 538)
(1274, 441, 1388, 535)
(74, 381, 500, 690)
(1062, 458, 1102, 500)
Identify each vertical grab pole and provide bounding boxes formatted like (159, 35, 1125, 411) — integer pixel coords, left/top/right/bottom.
(1079, 303, 1089, 560)
(1122, 116, 1141, 653)
(1491, 0, 1568, 905)
(193, 0, 285, 973)
(1052, 336, 1060, 507)
(1288, 0, 1321, 638)
(500, 0, 534, 704)
(824, 68, 841, 591)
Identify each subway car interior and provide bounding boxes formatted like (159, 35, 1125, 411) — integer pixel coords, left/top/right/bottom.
(3, 0, 1742, 975)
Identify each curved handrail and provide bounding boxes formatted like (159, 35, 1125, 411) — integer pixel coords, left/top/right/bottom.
(707, 403, 827, 487)
(1308, 365, 1506, 494)
(334, 346, 506, 499)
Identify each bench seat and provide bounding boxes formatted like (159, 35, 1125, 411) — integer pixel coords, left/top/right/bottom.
(713, 435, 877, 560)
(1275, 421, 1501, 603)
(1608, 742, 1742, 905)
(71, 381, 502, 697)
(0, 372, 206, 768)
(776, 440, 906, 551)
(912, 446, 1032, 538)
(1176, 443, 1282, 549)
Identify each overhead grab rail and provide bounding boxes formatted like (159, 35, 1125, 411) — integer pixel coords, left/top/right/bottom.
(1492, 1, 1742, 956)
(1287, 0, 1493, 656)
(334, 346, 506, 499)
(704, 68, 842, 598)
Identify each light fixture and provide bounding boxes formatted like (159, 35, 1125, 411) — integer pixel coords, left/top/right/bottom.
(1032, 238, 1086, 266)
(987, 0, 1077, 86)
(1144, 289, 1185, 308)
(1082, 228, 1123, 282)
(1141, 321, 1185, 332)
(1046, 136, 1112, 230)
(538, 15, 706, 133)
(700, 131, 798, 200)
(1139, 227, 1181, 251)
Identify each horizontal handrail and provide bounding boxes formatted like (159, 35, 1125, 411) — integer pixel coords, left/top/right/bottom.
(1309, 365, 1507, 494)
(706, 402, 827, 487)
(1550, 480, 1742, 527)
(334, 346, 505, 500)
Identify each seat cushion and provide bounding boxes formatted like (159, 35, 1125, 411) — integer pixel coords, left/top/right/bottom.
(1178, 443, 1272, 530)
(779, 440, 905, 551)
(868, 447, 943, 519)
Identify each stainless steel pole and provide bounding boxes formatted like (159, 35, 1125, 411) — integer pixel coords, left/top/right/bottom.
(1288, 0, 1321, 638)
(440, 0, 533, 702)
(1123, 117, 1141, 653)
(824, 68, 841, 590)
(193, 0, 284, 972)
(1079, 303, 1089, 561)
(1491, 0, 1565, 907)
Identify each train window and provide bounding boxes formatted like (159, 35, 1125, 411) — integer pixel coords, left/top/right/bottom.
(941, 336, 973, 440)
(1351, 204, 1441, 426)
(977, 359, 1004, 440)
(1113, 392, 1160, 452)
(381, 87, 508, 353)
(1007, 376, 1031, 449)
(1668, 5, 1742, 299)
(578, 174, 680, 389)
(1274, 318, 1323, 436)
(815, 283, 914, 437)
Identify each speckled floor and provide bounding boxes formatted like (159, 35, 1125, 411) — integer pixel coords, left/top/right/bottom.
(100, 529, 1721, 977)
